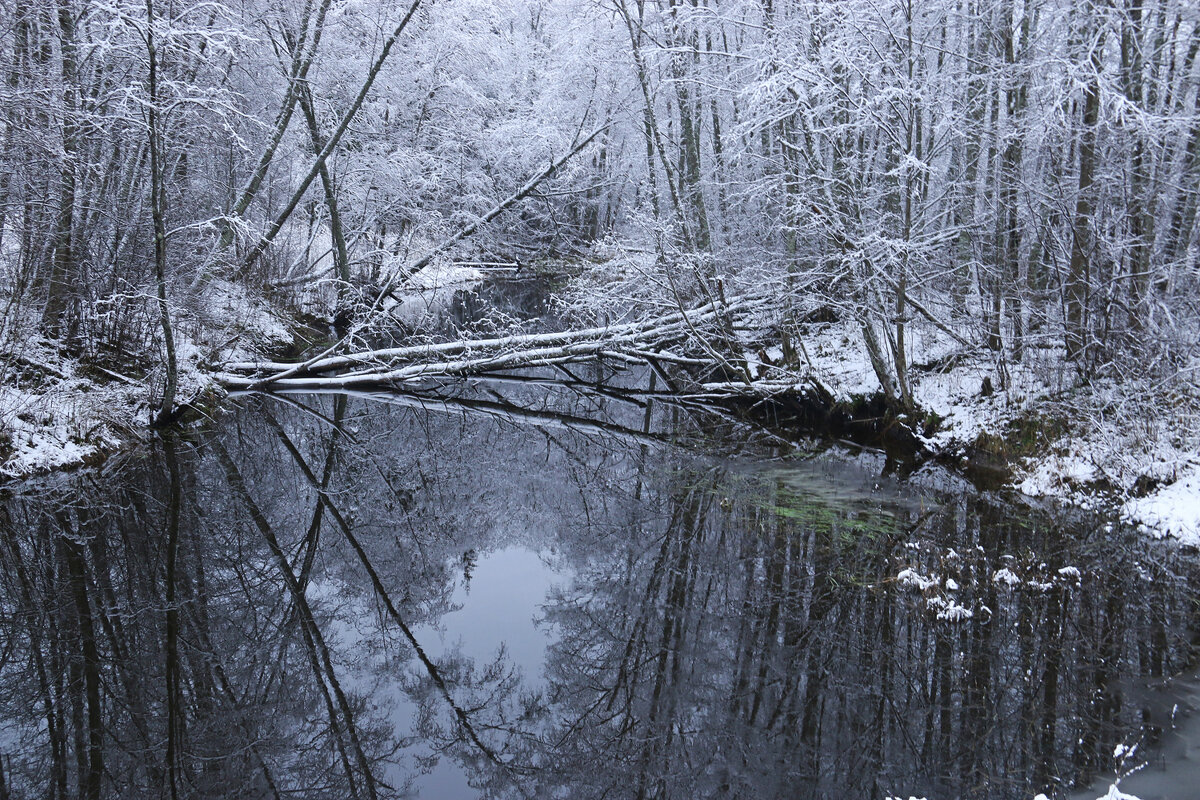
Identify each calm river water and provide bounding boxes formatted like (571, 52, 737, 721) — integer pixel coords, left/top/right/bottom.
(1, 281, 1198, 799)
(1, 374, 1198, 800)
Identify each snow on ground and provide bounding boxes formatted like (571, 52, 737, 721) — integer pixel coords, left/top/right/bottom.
(1033, 790, 1143, 800)
(887, 787, 1143, 800)
(190, 278, 293, 346)
(1, 257, 498, 482)
(888, 791, 1145, 800)
(405, 262, 485, 290)
(1, 279, 293, 481)
(759, 311, 1200, 545)
(914, 358, 1054, 451)
(745, 311, 1061, 456)
(381, 262, 486, 329)
(1018, 451, 1103, 498)
(794, 318, 883, 398)
(1012, 367, 1200, 544)
(0, 325, 147, 479)
(1122, 464, 1200, 545)
(1092, 790, 1143, 800)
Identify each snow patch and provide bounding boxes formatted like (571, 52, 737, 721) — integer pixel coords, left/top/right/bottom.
(2, 278, 292, 481)
(915, 360, 1050, 453)
(193, 279, 292, 347)
(1095, 786, 1143, 800)
(927, 596, 974, 622)
(1121, 464, 1200, 545)
(896, 568, 936, 592)
(993, 568, 1021, 587)
(406, 263, 485, 290)
(1018, 453, 1101, 497)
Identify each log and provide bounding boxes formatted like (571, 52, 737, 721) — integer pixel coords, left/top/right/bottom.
(214, 293, 775, 399)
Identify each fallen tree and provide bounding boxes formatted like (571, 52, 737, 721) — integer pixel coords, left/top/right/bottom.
(214, 279, 936, 461)
(218, 295, 761, 391)
(211, 281, 960, 479)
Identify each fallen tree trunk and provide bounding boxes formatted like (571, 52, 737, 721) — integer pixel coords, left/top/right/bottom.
(213, 287, 934, 464)
(220, 296, 757, 390)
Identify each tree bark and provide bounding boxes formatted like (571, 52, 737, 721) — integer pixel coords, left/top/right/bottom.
(217, 0, 333, 251)
(615, 0, 695, 251)
(43, 0, 80, 333)
(1066, 16, 1105, 366)
(1121, 0, 1152, 327)
(297, 84, 350, 287)
(146, 0, 178, 425)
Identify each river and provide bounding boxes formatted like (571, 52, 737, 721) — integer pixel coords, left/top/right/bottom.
(0, 278, 1197, 800)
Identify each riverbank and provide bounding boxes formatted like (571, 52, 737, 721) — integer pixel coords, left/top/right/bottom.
(0, 262, 492, 481)
(737, 311, 1200, 546)
(0, 279, 294, 480)
(4, 275, 1197, 547)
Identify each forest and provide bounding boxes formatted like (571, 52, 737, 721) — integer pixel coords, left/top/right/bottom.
(1, 0, 1199, 524)
(2, 2, 1200, 799)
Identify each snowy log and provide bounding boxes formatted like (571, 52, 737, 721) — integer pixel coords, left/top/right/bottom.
(220, 296, 758, 391)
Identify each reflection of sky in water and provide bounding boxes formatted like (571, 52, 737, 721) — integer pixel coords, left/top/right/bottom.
(415, 546, 561, 799)
(6, 382, 1200, 800)
(444, 547, 558, 683)
(419, 760, 475, 799)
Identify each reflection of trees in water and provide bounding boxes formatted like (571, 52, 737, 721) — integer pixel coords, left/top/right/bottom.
(0, 394, 552, 798)
(0, 421, 419, 799)
(0, 392, 1197, 800)
(530, 470, 1200, 800)
(0, 385, 671, 799)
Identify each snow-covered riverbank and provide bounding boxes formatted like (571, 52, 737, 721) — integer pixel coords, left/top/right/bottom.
(1, 279, 292, 479)
(0, 263, 490, 481)
(4, 273, 1198, 549)
(741, 311, 1200, 545)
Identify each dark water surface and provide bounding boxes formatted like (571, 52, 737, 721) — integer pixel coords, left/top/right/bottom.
(1, 374, 1198, 800)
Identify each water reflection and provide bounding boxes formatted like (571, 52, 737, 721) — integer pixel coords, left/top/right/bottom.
(0, 384, 1196, 800)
